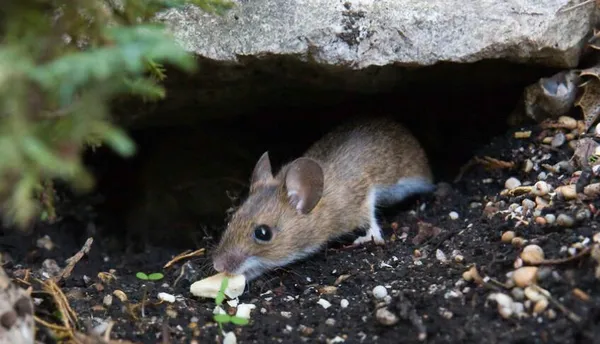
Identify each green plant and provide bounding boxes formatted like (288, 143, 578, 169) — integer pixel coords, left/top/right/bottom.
(0, 0, 233, 228)
(213, 276, 249, 333)
(135, 272, 164, 281)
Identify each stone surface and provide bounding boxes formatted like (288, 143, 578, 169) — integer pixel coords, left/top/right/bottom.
(157, 0, 597, 69)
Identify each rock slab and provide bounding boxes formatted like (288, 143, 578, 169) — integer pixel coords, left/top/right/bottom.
(157, 0, 597, 69)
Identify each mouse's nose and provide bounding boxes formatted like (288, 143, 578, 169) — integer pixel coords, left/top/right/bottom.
(213, 258, 225, 272)
(212, 251, 245, 274)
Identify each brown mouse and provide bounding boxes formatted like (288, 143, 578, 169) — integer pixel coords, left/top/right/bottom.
(212, 118, 434, 280)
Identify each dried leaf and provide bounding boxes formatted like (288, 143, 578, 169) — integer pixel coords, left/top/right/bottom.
(572, 138, 600, 168)
(575, 76, 600, 131)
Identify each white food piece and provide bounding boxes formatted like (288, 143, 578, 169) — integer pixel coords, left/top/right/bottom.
(189, 272, 246, 299)
(157, 292, 176, 303)
(235, 303, 256, 319)
(223, 331, 237, 344)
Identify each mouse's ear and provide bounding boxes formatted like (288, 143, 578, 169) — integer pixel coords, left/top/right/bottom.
(250, 151, 274, 192)
(284, 158, 324, 214)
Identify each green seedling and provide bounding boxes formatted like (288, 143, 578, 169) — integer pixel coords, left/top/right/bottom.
(213, 276, 249, 334)
(136, 272, 164, 281)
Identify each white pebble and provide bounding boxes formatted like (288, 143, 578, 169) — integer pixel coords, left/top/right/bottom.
(537, 172, 547, 180)
(317, 298, 332, 309)
(556, 214, 575, 227)
(505, 177, 521, 189)
(596, 122, 600, 137)
(522, 199, 536, 210)
(544, 214, 556, 224)
(449, 211, 459, 220)
(280, 311, 292, 318)
(372, 286, 388, 299)
(532, 181, 550, 196)
(435, 249, 448, 262)
(325, 318, 336, 326)
(340, 299, 349, 308)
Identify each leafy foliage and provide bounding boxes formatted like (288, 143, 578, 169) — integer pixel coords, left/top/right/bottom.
(0, 0, 233, 228)
(213, 276, 250, 332)
(136, 272, 164, 281)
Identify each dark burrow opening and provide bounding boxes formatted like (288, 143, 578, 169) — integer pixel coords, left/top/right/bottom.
(76, 57, 559, 252)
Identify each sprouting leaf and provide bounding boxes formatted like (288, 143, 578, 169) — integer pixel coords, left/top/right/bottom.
(148, 272, 164, 281)
(230, 316, 249, 326)
(215, 277, 229, 305)
(136, 272, 149, 280)
(93, 122, 137, 157)
(213, 314, 231, 324)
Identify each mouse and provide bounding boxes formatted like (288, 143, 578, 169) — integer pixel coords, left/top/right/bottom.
(212, 117, 435, 281)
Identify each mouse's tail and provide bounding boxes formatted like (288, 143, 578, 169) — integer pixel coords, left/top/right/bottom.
(374, 177, 436, 207)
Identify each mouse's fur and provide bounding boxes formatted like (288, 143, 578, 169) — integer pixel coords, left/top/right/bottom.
(212, 118, 434, 280)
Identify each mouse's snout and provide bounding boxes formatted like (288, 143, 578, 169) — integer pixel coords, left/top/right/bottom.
(212, 249, 247, 274)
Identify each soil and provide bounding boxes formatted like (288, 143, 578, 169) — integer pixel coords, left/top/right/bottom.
(1, 119, 600, 344)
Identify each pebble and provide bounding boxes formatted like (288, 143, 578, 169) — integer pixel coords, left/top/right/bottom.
(488, 293, 514, 319)
(501, 231, 516, 243)
(513, 266, 538, 287)
(544, 214, 556, 224)
(103, 294, 113, 307)
(511, 237, 527, 247)
(511, 287, 525, 300)
(596, 122, 600, 137)
(524, 286, 548, 302)
(435, 249, 448, 262)
(317, 298, 332, 309)
(556, 214, 575, 227)
(532, 181, 551, 196)
(556, 184, 577, 200)
(538, 171, 548, 180)
(522, 199, 536, 211)
(340, 299, 349, 308)
(325, 318, 336, 326)
(236, 304, 256, 319)
(551, 131, 566, 147)
(534, 216, 547, 225)
(505, 177, 522, 189)
(375, 307, 399, 326)
(280, 311, 292, 318)
(575, 208, 591, 221)
(372, 286, 388, 299)
(524, 159, 534, 172)
(449, 211, 459, 220)
(558, 116, 578, 130)
(521, 245, 545, 264)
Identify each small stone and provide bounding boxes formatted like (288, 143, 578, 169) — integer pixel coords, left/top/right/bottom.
(317, 298, 332, 309)
(511, 287, 525, 300)
(340, 299, 349, 308)
(522, 199, 536, 210)
(299, 325, 314, 336)
(449, 211, 459, 220)
(223, 332, 237, 344)
(375, 307, 399, 326)
(501, 231, 516, 243)
(511, 237, 527, 247)
(435, 249, 448, 262)
(532, 181, 551, 196)
(583, 183, 600, 197)
(538, 171, 548, 180)
(551, 131, 566, 147)
(103, 294, 113, 307)
(544, 214, 556, 224)
(513, 267, 539, 287)
(533, 299, 549, 314)
(372, 286, 388, 299)
(534, 216, 547, 225)
(505, 177, 522, 189)
(521, 245, 545, 264)
(593, 232, 600, 243)
(524, 159, 534, 172)
(556, 184, 577, 200)
(558, 116, 577, 130)
(325, 318, 336, 326)
(488, 293, 514, 319)
(235, 303, 256, 319)
(575, 208, 591, 221)
(556, 214, 575, 227)
(546, 309, 557, 319)
(281, 311, 292, 318)
(524, 286, 548, 302)
(535, 196, 549, 209)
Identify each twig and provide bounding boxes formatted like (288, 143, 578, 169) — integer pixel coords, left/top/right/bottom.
(531, 285, 582, 323)
(53, 237, 94, 284)
(163, 248, 205, 269)
(534, 245, 593, 266)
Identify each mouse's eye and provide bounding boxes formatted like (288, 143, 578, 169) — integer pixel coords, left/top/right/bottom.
(253, 224, 273, 243)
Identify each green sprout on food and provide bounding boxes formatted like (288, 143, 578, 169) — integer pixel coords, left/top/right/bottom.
(213, 276, 249, 334)
(136, 272, 164, 281)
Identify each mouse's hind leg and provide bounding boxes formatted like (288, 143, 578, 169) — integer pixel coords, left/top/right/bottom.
(352, 188, 385, 246)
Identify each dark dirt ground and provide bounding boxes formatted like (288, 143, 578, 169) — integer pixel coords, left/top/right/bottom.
(1, 118, 600, 344)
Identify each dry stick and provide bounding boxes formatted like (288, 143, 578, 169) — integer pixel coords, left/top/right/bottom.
(559, 0, 595, 12)
(163, 248, 205, 269)
(531, 285, 583, 323)
(534, 246, 594, 266)
(53, 237, 94, 284)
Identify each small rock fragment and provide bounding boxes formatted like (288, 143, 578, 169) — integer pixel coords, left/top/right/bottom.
(558, 116, 578, 130)
(158, 292, 176, 303)
(340, 299, 349, 308)
(533, 299, 549, 314)
(449, 211, 459, 220)
(556, 214, 575, 227)
(532, 181, 551, 196)
(513, 267, 539, 287)
(544, 214, 556, 224)
(372, 286, 388, 300)
(501, 231, 516, 243)
(235, 303, 256, 319)
(511, 237, 527, 247)
(505, 177, 522, 189)
(551, 131, 566, 147)
(317, 298, 332, 309)
(375, 307, 399, 326)
(223, 331, 237, 344)
(521, 245, 545, 264)
(556, 184, 577, 200)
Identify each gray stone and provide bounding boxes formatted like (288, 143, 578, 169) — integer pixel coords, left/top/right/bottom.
(157, 0, 597, 69)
